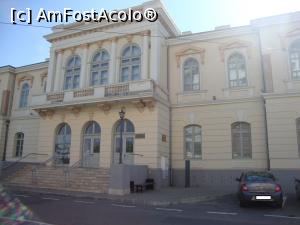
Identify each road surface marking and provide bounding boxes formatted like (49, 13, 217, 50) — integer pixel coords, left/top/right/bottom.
(0, 216, 54, 225)
(74, 200, 95, 204)
(42, 197, 60, 201)
(207, 211, 237, 215)
(264, 214, 300, 220)
(156, 208, 183, 212)
(15, 194, 30, 198)
(112, 203, 136, 208)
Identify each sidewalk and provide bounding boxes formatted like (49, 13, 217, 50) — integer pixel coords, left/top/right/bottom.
(4, 185, 231, 206)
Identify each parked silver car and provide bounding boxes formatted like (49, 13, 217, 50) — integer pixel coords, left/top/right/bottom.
(295, 178, 300, 200)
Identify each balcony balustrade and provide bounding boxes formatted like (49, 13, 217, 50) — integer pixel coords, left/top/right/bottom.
(31, 79, 167, 109)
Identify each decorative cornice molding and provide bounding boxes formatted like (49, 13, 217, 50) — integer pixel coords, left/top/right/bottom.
(97, 103, 111, 114)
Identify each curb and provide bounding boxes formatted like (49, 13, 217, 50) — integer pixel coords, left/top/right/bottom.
(4, 184, 227, 206)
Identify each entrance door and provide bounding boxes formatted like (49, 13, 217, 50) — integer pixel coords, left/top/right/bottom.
(115, 135, 134, 164)
(114, 119, 135, 165)
(82, 121, 101, 168)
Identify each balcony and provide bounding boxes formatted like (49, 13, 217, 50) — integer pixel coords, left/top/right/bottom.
(31, 79, 168, 110)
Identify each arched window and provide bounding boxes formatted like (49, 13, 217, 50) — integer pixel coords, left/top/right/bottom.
(114, 119, 135, 164)
(120, 44, 141, 82)
(64, 55, 81, 90)
(55, 123, 71, 165)
(90, 49, 110, 86)
(184, 125, 202, 159)
(289, 40, 300, 80)
(297, 118, 300, 156)
(82, 121, 101, 167)
(15, 132, 24, 157)
(19, 83, 29, 108)
(183, 58, 200, 91)
(228, 53, 247, 88)
(232, 122, 252, 159)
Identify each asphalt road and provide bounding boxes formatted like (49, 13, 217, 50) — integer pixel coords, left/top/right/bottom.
(1, 191, 300, 225)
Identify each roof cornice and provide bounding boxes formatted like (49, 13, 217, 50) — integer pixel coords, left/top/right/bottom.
(167, 25, 257, 46)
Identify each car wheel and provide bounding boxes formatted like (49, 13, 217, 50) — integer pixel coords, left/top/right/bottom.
(239, 200, 247, 207)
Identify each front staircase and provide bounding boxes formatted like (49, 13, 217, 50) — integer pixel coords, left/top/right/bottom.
(2, 163, 110, 193)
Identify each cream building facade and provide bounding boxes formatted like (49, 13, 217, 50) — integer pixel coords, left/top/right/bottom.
(1, 0, 300, 191)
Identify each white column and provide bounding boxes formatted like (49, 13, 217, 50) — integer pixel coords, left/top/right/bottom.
(46, 48, 56, 92)
(53, 50, 63, 91)
(110, 38, 117, 84)
(142, 31, 150, 80)
(150, 28, 161, 82)
(80, 44, 89, 88)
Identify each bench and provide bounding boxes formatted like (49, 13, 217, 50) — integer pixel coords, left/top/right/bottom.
(130, 179, 155, 193)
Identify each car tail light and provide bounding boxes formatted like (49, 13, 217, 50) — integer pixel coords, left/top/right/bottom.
(275, 185, 281, 192)
(241, 184, 248, 192)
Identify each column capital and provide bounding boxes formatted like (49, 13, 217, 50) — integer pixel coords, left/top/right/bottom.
(55, 49, 64, 54)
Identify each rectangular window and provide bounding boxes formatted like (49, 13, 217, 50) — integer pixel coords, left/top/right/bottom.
(184, 125, 202, 159)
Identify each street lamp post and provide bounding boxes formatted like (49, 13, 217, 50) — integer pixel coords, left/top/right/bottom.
(118, 109, 125, 164)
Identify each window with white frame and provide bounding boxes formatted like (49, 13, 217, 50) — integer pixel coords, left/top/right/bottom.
(228, 53, 248, 88)
(232, 122, 252, 159)
(120, 44, 141, 82)
(289, 40, 300, 80)
(184, 125, 202, 159)
(297, 118, 300, 157)
(90, 49, 110, 86)
(183, 58, 200, 91)
(15, 132, 24, 157)
(64, 55, 81, 90)
(19, 83, 29, 108)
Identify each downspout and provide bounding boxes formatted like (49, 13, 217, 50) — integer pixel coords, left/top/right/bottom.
(167, 43, 173, 186)
(2, 119, 10, 161)
(257, 28, 271, 171)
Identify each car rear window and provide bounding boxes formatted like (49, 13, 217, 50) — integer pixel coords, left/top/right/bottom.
(245, 172, 275, 182)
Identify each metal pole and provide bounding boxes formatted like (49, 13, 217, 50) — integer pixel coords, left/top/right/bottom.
(2, 120, 10, 161)
(119, 118, 124, 164)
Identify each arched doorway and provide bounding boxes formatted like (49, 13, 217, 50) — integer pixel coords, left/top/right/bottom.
(55, 123, 71, 165)
(114, 119, 135, 164)
(82, 121, 101, 167)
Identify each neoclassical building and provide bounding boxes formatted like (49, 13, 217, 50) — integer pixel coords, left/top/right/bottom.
(1, 0, 300, 191)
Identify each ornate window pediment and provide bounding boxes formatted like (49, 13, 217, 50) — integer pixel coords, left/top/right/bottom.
(280, 27, 300, 50)
(17, 74, 34, 89)
(175, 46, 206, 67)
(219, 40, 252, 62)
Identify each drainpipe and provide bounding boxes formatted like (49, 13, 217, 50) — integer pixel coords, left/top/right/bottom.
(167, 43, 173, 186)
(257, 29, 271, 171)
(2, 119, 10, 161)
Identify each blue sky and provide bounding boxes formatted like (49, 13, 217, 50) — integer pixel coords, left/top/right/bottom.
(1, 0, 300, 67)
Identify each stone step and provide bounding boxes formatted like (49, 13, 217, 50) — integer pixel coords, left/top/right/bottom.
(4, 164, 110, 194)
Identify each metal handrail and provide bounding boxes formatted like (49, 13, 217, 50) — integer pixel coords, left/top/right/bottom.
(71, 154, 93, 168)
(2, 153, 49, 170)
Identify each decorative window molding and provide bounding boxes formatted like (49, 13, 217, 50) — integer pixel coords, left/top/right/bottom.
(219, 40, 252, 62)
(182, 58, 200, 91)
(231, 122, 252, 159)
(15, 132, 24, 157)
(40, 73, 47, 86)
(176, 46, 206, 67)
(184, 125, 202, 160)
(17, 74, 34, 89)
(279, 27, 300, 50)
(120, 44, 141, 82)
